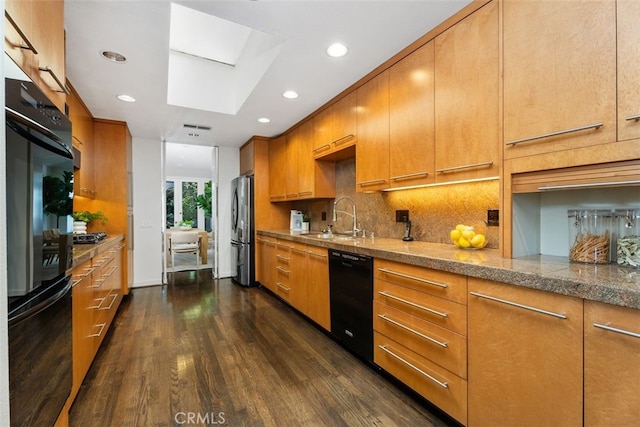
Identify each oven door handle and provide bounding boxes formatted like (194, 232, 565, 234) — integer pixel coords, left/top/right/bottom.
(8, 275, 72, 328)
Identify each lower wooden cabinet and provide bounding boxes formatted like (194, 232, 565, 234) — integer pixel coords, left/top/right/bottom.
(584, 300, 640, 426)
(305, 245, 330, 330)
(468, 277, 583, 426)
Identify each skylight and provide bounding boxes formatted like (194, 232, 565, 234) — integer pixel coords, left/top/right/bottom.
(167, 3, 285, 115)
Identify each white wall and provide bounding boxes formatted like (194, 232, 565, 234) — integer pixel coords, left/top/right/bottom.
(131, 139, 238, 285)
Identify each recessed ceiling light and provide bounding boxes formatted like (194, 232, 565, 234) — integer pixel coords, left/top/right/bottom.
(327, 43, 348, 58)
(101, 50, 127, 63)
(117, 94, 136, 102)
(258, 117, 271, 123)
(282, 90, 298, 99)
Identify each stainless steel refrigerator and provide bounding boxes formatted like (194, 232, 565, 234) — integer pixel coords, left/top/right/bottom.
(231, 175, 255, 286)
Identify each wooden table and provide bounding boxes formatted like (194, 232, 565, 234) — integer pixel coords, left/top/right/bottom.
(166, 229, 209, 264)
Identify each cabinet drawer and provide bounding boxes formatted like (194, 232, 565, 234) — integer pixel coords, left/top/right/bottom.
(375, 279, 467, 335)
(374, 332, 467, 425)
(375, 259, 467, 304)
(374, 302, 466, 378)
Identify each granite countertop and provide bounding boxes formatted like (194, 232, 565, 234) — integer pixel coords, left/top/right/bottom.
(71, 234, 125, 269)
(258, 229, 640, 310)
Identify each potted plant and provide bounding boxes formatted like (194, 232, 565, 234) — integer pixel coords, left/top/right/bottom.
(302, 213, 311, 232)
(179, 219, 194, 230)
(72, 210, 107, 233)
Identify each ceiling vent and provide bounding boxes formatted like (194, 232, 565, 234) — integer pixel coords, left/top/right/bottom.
(183, 123, 211, 131)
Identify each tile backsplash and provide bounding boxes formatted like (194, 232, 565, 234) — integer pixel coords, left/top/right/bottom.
(292, 158, 500, 248)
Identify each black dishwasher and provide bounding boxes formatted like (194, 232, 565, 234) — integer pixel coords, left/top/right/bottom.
(329, 249, 374, 363)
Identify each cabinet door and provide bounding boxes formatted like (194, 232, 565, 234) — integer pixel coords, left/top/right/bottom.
(468, 278, 583, 426)
(268, 135, 287, 201)
(503, 0, 616, 159)
(617, 0, 640, 142)
(289, 243, 308, 313)
(356, 70, 389, 192)
(312, 107, 333, 158)
(389, 41, 435, 188)
(284, 133, 299, 200)
(434, 0, 499, 183)
(68, 88, 96, 198)
(584, 300, 640, 426)
(293, 120, 314, 198)
(32, 0, 66, 110)
(306, 246, 330, 330)
(331, 91, 357, 151)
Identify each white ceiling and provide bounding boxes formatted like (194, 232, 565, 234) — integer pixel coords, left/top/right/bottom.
(64, 0, 472, 156)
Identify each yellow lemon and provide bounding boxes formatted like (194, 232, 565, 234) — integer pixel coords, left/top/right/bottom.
(458, 237, 471, 248)
(455, 224, 466, 232)
(470, 233, 486, 248)
(450, 229, 461, 242)
(461, 228, 476, 241)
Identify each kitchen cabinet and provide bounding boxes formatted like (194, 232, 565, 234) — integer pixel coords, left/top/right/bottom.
(617, 0, 640, 142)
(5, 0, 67, 112)
(434, 0, 499, 183)
(288, 242, 309, 313)
(503, 0, 616, 161)
(374, 259, 468, 424)
(275, 241, 293, 302)
(468, 277, 583, 426)
(313, 91, 357, 161)
(268, 134, 288, 202)
(584, 300, 640, 426)
(305, 245, 330, 331)
(256, 236, 277, 292)
(356, 70, 390, 192)
(68, 84, 96, 199)
(71, 260, 97, 401)
(389, 41, 435, 189)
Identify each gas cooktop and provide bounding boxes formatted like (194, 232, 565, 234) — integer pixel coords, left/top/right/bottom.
(73, 232, 107, 244)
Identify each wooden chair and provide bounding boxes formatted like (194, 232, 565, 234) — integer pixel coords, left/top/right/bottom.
(169, 231, 200, 270)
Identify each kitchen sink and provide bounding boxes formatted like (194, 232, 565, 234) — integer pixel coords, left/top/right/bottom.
(315, 233, 358, 241)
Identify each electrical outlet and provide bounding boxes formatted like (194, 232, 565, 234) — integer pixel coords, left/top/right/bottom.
(396, 210, 409, 223)
(487, 209, 499, 226)
(321, 211, 327, 221)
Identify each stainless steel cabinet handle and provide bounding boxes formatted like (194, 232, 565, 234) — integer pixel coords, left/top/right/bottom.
(307, 251, 328, 259)
(101, 294, 118, 310)
(538, 180, 640, 191)
(275, 266, 290, 274)
(378, 314, 447, 348)
(290, 247, 307, 254)
(89, 297, 106, 310)
(313, 144, 331, 153)
(378, 291, 448, 318)
(593, 323, 640, 339)
(298, 191, 313, 196)
(378, 268, 447, 289)
(5, 12, 38, 53)
(38, 66, 70, 94)
(505, 122, 603, 146)
(276, 282, 291, 292)
(72, 279, 83, 287)
(103, 265, 118, 278)
(78, 267, 96, 278)
(89, 323, 107, 338)
(470, 292, 567, 319)
(276, 254, 290, 262)
(357, 178, 386, 186)
(378, 345, 448, 389)
(390, 171, 429, 181)
(333, 134, 355, 146)
(436, 161, 493, 173)
(92, 278, 107, 289)
(624, 114, 640, 121)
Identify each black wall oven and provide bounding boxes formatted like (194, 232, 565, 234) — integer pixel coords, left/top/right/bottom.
(5, 57, 73, 425)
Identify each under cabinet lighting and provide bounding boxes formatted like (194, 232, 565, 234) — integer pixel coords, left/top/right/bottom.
(382, 176, 499, 192)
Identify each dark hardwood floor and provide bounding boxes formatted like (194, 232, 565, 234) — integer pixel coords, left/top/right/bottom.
(69, 271, 455, 426)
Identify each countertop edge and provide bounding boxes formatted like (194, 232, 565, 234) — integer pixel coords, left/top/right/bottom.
(70, 234, 125, 270)
(258, 230, 640, 310)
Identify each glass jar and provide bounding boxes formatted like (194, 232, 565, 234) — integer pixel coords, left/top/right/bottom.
(614, 209, 640, 268)
(568, 209, 612, 264)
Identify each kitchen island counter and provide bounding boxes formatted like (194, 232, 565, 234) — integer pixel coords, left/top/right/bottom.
(258, 230, 640, 310)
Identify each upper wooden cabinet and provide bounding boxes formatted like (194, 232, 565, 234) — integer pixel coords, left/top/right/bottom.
(268, 134, 287, 202)
(5, 0, 67, 112)
(503, 0, 617, 160)
(434, 0, 499, 183)
(617, 0, 640, 142)
(356, 70, 390, 192)
(389, 41, 435, 189)
(313, 91, 357, 160)
(68, 84, 96, 199)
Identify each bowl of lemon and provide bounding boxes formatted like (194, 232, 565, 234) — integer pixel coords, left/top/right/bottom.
(450, 224, 487, 249)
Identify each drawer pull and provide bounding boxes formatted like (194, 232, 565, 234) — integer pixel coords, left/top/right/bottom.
(357, 178, 386, 187)
(77, 267, 96, 278)
(276, 266, 290, 274)
(378, 345, 448, 389)
(470, 292, 567, 319)
(505, 122, 603, 146)
(624, 114, 640, 121)
(103, 265, 118, 278)
(298, 191, 313, 196)
(89, 323, 107, 338)
(538, 180, 640, 191)
(89, 297, 106, 310)
(593, 323, 640, 339)
(390, 171, 429, 181)
(276, 282, 291, 292)
(307, 251, 328, 259)
(92, 278, 107, 289)
(286, 193, 298, 198)
(378, 291, 448, 318)
(333, 134, 355, 146)
(436, 161, 493, 173)
(291, 247, 307, 254)
(276, 255, 290, 262)
(72, 279, 83, 287)
(313, 143, 331, 153)
(378, 314, 447, 348)
(101, 294, 118, 310)
(378, 268, 447, 289)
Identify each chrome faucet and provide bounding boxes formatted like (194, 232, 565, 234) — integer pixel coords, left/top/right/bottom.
(333, 196, 360, 237)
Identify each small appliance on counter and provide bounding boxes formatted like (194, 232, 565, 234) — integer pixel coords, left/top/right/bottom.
(73, 232, 107, 244)
(290, 210, 303, 232)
